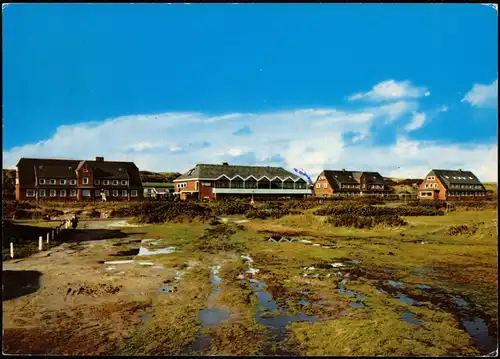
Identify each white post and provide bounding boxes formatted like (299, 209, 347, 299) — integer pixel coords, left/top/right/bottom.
(39, 236, 43, 251)
(47, 232, 50, 243)
(10, 242, 14, 259)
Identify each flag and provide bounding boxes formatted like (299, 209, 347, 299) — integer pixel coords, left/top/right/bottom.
(293, 168, 313, 185)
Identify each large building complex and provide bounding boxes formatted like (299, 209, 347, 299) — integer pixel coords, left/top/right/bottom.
(313, 169, 391, 197)
(173, 162, 312, 200)
(417, 169, 487, 200)
(15, 157, 143, 201)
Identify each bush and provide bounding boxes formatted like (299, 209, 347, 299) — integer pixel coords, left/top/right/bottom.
(314, 203, 443, 217)
(446, 224, 478, 236)
(326, 213, 407, 229)
(210, 199, 253, 216)
(406, 200, 444, 209)
(128, 202, 214, 223)
(88, 209, 101, 218)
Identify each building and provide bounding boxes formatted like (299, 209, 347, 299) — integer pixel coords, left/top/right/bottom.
(143, 182, 174, 199)
(15, 157, 143, 201)
(417, 169, 487, 200)
(313, 169, 391, 197)
(173, 162, 312, 200)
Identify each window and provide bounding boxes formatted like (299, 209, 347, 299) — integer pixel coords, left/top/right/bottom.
(131, 190, 138, 197)
(444, 175, 449, 179)
(82, 190, 91, 197)
(177, 183, 187, 189)
(50, 189, 56, 197)
(95, 190, 101, 196)
(425, 184, 429, 188)
(103, 180, 109, 185)
(105, 190, 110, 196)
(112, 180, 119, 185)
(316, 183, 321, 188)
(323, 183, 328, 188)
(60, 190, 66, 197)
(39, 179, 46, 185)
(70, 179, 77, 185)
(121, 180, 128, 186)
(26, 189, 35, 197)
(50, 179, 56, 184)
(70, 190, 77, 197)
(83, 177, 89, 185)
(94, 179, 100, 185)
(434, 183, 439, 188)
(60, 179, 67, 185)
(113, 190, 119, 197)
(83, 168, 88, 172)
(122, 190, 128, 196)
(469, 177, 473, 180)
(39, 189, 46, 197)
(231, 180, 244, 188)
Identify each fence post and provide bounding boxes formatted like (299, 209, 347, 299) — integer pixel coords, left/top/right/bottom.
(10, 241, 14, 259)
(39, 236, 43, 251)
(47, 232, 50, 244)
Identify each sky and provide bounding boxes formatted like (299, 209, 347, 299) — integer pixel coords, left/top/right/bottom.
(2, 4, 498, 182)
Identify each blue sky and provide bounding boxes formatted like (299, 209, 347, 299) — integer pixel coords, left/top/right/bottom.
(2, 4, 498, 181)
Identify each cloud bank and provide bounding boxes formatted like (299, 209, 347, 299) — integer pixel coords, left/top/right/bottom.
(348, 80, 430, 102)
(462, 78, 498, 108)
(3, 79, 497, 183)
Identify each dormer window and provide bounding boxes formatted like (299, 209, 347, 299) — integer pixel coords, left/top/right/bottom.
(112, 180, 119, 185)
(103, 180, 110, 185)
(39, 179, 46, 185)
(94, 179, 100, 185)
(468, 177, 473, 180)
(49, 179, 56, 184)
(60, 179, 67, 185)
(121, 180, 128, 186)
(83, 168, 89, 172)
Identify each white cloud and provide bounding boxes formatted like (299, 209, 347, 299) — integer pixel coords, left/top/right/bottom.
(348, 80, 430, 102)
(3, 105, 497, 182)
(462, 78, 498, 108)
(405, 112, 427, 132)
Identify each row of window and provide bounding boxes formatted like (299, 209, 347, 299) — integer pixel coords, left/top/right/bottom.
(424, 183, 439, 189)
(448, 192, 485, 197)
(420, 191, 435, 197)
(444, 175, 474, 180)
(39, 178, 129, 186)
(26, 189, 138, 197)
(178, 182, 308, 189)
(449, 184, 482, 189)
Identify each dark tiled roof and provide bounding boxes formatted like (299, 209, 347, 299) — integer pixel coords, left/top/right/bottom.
(322, 170, 360, 192)
(362, 172, 386, 185)
(17, 158, 81, 187)
(174, 164, 303, 182)
(16, 158, 142, 188)
(431, 169, 486, 191)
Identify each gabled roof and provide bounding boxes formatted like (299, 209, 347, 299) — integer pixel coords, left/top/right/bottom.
(322, 170, 360, 192)
(361, 172, 386, 185)
(16, 157, 142, 188)
(430, 169, 485, 190)
(174, 164, 304, 182)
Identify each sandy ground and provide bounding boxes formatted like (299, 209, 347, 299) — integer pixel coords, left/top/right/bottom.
(2, 219, 177, 355)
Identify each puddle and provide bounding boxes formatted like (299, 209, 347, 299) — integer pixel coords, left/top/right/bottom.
(375, 280, 497, 355)
(137, 246, 177, 256)
(198, 308, 230, 328)
(461, 317, 497, 354)
(157, 286, 175, 294)
(415, 284, 432, 289)
(387, 280, 405, 288)
(401, 312, 423, 325)
(139, 313, 150, 322)
(250, 279, 318, 354)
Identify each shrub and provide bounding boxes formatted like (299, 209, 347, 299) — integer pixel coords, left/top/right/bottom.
(314, 203, 443, 217)
(326, 214, 407, 229)
(406, 200, 444, 210)
(210, 199, 253, 216)
(446, 224, 478, 236)
(246, 208, 301, 220)
(133, 202, 214, 224)
(88, 209, 101, 218)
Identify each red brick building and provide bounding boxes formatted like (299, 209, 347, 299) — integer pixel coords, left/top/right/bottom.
(417, 169, 487, 201)
(313, 169, 391, 197)
(15, 157, 143, 201)
(173, 162, 312, 201)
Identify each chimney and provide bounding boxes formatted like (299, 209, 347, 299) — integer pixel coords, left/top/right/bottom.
(222, 162, 229, 166)
(96, 156, 104, 162)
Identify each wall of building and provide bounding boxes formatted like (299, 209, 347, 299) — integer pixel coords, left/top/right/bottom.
(313, 174, 334, 197)
(418, 173, 447, 200)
